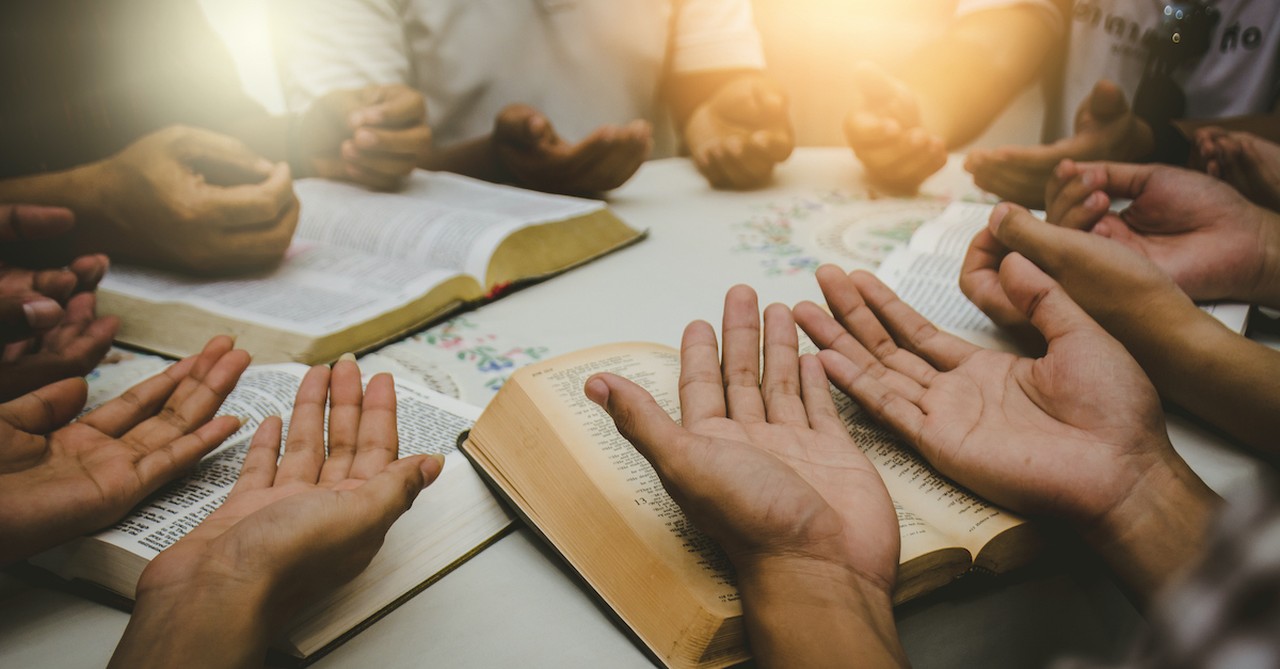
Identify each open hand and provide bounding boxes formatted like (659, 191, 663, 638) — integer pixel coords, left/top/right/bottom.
(586, 285, 898, 595)
(88, 126, 299, 275)
(843, 62, 946, 194)
(684, 76, 794, 190)
(134, 357, 444, 631)
(0, 336, 249, 564)
(0, 292, 117, 401)
(965, 80, 1154, 208)
(493, 104, 651, 196)
(299, 84, 431, 191)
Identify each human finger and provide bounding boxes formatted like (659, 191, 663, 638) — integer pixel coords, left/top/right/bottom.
(585, 372, 692, 477)
(997, 253, 1105, 346)
(760, 303, 807, 426)
(848, 270, 981, 371)
(179, 126, 276, 183)
(349, 85, 427, 128)
(721, 285, 766, 422)
(0, 295, 63, 343)
(0, 205, 75, 243)
(77, 337, 225, 436)
(959, 225, 1026, 328)
(0, 376, 88, 434)
(122, 345, 249, 451)
(1046, 161, 1112, 230)
(232, 416, 282, 493)
(276, 365, 330, 484)
(349, 123, 431, 161)
(351, 453, 446, 536)
(711, 136, 770, 189)
(792, 300, 928, 405)
(679, 320, 727, 425)
(350, 373, 399, 480)
(494, 104, 555, 150)
(843, 111, 903, 148)
(694, 142, 733, 189)
(797, 354, 847, 438)
(320, 355, 363, 484)
(816, 349, 924, 442)
(135, 414, 243, 492)
(67, 254, 109, 293)
(201, 161, 297, 230)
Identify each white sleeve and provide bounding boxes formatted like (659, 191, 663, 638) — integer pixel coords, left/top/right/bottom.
(953, 0, 1066, 37)
(267, 0, 414, 112)
(670, 0, 766, 74)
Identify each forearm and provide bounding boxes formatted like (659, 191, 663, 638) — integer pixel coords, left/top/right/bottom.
(421, 135, 506, 183)
(0, 165, 108, 217)
(901, 8, 1061, 148)
(1079, 451, 1219, 604)
(111, 581, 277, 669)
(1128, 309, 1280, 453)
(737, 556, 907, 668)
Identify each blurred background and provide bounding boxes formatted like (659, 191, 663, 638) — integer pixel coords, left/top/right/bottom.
(200, 0, 1043, 151)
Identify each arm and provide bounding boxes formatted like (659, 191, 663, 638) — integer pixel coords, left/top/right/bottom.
(110, 357, 444, 668)
(586, 287, 906, 667)
(843, 3, 1063, 192)
(962, 200, 1280, 455)
(795, 261, 1218, 603)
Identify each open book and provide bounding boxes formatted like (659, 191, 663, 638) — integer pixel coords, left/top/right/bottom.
(32, 365, 512, 664)
(877, 202, 1251, 351)
(99, 172, 643, 364)
(461, 343, 1038, 669)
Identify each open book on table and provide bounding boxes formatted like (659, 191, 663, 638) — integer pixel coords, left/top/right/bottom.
(877, 202, 1251, 351)
(99, 171, 644, 364)
(31, 365, 512, 665)
(460, 343, 1039, 669)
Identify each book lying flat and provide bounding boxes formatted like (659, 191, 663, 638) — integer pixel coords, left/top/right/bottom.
(461, 343, 1039, 669)
(98, 171, 644, 364)
(877, 202, 1251, 352)
(31, 365, 512, 664)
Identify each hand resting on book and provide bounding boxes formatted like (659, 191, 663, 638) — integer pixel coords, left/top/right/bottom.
(795, 262, 1217, 603)
(0, 336, 248, 565)
(586, 285, 907, 668)
(110, 356, 446, 668)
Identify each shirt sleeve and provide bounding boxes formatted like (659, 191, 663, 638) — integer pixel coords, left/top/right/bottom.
(267, 0, 414, 112)
(669, 0, 766, 74)
(953, 0, 1066, 38)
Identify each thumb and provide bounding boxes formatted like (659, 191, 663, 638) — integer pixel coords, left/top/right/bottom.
(1087, 80, 1129, 120)
(996, 253, 1102, 345)
(495, 105, 555, 149)
(0, 376, 89, 434)
(179, 128, 276, 186)
(585, 373, 688, 470)
(0, 294, 63, 343)
(355, 453, 446, 532)
(988, 203, 1088, 278)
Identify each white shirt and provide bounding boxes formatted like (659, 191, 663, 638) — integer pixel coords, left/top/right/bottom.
(956, 0, 1280, 140)
(270, 0, 766, 155)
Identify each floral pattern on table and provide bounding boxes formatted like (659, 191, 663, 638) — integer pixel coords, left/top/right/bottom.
(733, 181, 998, 277)
(411, 316, 552, 395)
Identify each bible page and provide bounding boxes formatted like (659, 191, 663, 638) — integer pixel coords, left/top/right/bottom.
(294, 172, 605, 282)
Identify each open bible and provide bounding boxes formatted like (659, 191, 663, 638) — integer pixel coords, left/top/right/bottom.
(31, 365, 512, 664)
(99, 172, 643, 364)
(461, 343, 1039, 669)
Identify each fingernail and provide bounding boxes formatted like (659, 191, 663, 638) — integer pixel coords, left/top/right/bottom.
(338, 352, 357, 363)
(584, 377, 609, 406)
(356, 129, 377, 148)
(1087, 191, 1105, 209)
(22, 298, 61, 329)
(988, 203, 1010, 234)
(429, 453, 446, 467)
(235, 415, 251, 427)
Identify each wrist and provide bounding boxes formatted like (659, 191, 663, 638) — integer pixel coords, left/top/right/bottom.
(1248, 207, 1280, 308)
(1077, 447, 1218, 601)
(736, 554, 905, 668)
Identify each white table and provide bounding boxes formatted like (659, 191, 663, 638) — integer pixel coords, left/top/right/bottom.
(1, 148, 1268, 668)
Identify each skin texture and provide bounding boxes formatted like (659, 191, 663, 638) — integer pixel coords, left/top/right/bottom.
(677, 74, 795, 190)
(794, 263, 1217, 603)
(292, 84, 432, 191)
(0, 336, 249, 565)
(965, 80, 1154, 208)
(110, 357, 445, 669)
(1192, 127, 1280, 212)
(961, 200, 1280, 454)
(843, 5, 1063, 193)
(586, 286, 905, 668)
(0, 126, 300, 275)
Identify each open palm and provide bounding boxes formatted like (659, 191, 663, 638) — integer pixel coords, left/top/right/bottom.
(0, 336, 248, 564)
(795, 262, 1178, 529)
(587, 285, 898, 590)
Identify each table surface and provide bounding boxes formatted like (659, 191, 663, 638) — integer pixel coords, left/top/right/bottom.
(1, 148, 1269, 668)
